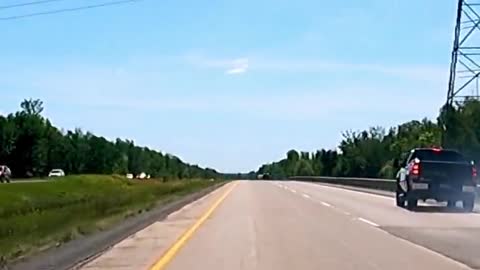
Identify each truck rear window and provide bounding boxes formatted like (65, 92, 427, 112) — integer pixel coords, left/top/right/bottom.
(415, 150, 467, 162)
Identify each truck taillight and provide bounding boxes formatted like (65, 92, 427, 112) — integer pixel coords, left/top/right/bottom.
(411, 163, 420, 175)
(409, 160, 420, 176)
(473, 167, 477, 178)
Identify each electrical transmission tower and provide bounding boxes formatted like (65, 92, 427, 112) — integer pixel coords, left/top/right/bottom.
(443, 0, 480, 147)
(447, 0, 480, 106)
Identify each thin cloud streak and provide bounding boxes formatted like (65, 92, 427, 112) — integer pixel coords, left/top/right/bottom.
(226, 67, 247, 74)
(186, 53, 446, 83)
(225, 58, 249, 74)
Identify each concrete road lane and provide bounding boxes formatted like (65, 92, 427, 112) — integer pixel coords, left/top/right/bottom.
(282, 181, 480, 269)
(81, 180, 476, 270)
(162, 181, 469, 270)
(284, 181, 480, 228)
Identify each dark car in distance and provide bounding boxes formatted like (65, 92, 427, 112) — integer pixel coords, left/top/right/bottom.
(394, 148, 477, 212)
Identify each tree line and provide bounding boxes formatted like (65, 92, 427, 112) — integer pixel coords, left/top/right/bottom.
(0, 99, 219, 179)
(257, 100, 480, 179)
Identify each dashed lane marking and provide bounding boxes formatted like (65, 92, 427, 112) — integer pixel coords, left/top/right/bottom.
(357, 217, 379, 227)
(321, 202, 332, 207)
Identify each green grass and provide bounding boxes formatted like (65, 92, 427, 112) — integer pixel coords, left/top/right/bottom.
(0, 175, 218, 261)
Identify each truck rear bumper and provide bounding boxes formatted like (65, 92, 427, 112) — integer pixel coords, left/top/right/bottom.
(409, 187, 475, 202)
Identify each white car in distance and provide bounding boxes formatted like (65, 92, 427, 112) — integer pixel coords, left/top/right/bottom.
(48, 169, 65, 177)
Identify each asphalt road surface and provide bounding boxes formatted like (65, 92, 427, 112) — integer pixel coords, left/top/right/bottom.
(81, 181, 480, 270)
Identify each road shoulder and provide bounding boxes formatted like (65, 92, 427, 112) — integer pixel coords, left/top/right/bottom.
(8, 183, 226, 270)
(79, 182, 234, 270)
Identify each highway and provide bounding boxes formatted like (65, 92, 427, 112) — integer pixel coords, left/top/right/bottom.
(80, 181, 480, 270)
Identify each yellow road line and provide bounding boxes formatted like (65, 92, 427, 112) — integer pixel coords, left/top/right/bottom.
(149, 182, 238, 270)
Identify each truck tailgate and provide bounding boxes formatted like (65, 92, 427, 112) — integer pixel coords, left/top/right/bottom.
(420, 161, 473, 186)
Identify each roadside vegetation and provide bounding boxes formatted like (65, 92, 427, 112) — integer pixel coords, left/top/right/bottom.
(258, 100, 480, 179)
(0, 175, 218, 261)
(0, 99, 219, 179)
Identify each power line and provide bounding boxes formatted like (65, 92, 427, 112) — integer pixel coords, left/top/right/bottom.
(0, 0, 141, 21)
(0, 0, 69, 10)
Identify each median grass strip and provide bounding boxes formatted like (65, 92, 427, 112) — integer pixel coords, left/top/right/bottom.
(0, 175, 218, 262)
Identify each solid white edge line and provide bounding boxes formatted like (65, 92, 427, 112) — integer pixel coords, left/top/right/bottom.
(357, 217, 379, 227)
(302, 194, 310, 199)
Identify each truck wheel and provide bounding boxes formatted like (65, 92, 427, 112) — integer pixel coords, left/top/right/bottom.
(463, 198, 474, 212)
(447, 200, 456, 208)
(406, 198, 418, 210)
(396, 188, 406, 208)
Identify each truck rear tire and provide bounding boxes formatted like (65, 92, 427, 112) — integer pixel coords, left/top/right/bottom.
(463, 198, 474, 212)
(406, 198, 417, 210)
(447, 200, 456, 208)
(396, 188, 406, 208)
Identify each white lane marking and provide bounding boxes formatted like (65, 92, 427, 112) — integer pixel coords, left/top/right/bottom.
(357, 217, 379, 227)
(297, 182, 392, 201)
(342, 211, 351, 216)
(321, 202, 332, 207)
(302, 194, 310, 199)
(290, 189, 297, 193)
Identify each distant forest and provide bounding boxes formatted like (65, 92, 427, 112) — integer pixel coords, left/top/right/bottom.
(3, 98, 479, 181)
(257, 100, 480, 179)
(0, 99, 219, 179)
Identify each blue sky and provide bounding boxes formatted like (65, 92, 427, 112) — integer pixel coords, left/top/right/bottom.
(0, 0, 458, 172)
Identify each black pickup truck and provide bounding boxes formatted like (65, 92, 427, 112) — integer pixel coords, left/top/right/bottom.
(394, 148, 477, 211)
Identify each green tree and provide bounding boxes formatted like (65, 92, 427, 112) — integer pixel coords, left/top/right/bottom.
(257, 101, 478, 179)
(1, 99, 220, 180)
(20, 99, 44, 116)
(295, 159, 314, 176)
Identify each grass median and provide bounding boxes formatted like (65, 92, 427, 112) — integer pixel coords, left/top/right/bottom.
(0, 175, 220, 262)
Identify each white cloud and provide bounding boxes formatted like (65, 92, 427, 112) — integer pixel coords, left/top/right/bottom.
(225, 58, 249, 75)
(184, 54, 249, 75)
(185, 53, 446, 83)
